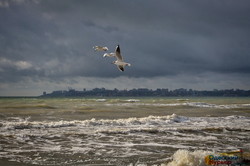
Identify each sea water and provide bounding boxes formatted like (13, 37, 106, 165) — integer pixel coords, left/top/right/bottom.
(0, 97, 249, 166)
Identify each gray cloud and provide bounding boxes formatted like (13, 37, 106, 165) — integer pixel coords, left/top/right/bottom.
(0, 0, 250, 95)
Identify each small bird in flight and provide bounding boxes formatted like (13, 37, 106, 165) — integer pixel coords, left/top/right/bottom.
(93, 46, 108, 51)
(112, 45, 131, 72)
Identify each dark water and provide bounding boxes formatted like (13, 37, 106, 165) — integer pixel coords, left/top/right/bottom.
(0, 97, 250, 165)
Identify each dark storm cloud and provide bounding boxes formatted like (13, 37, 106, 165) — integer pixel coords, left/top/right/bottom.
(0, 0, 250, 91)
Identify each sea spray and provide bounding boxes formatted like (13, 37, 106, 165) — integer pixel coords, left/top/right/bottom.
(166, 149, 213, 166)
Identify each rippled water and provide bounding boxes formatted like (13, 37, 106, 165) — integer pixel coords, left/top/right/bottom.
(0, 97, 250, 165)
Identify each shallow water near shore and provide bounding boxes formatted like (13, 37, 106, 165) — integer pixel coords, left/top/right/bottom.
(0, 97, 250, 165)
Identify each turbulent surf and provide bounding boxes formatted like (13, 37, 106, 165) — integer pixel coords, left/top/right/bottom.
(0, 97, 249, 165)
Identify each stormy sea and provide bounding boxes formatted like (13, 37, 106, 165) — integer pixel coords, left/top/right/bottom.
(0, 97, 249, 166)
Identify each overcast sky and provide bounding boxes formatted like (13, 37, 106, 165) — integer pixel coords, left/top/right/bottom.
(0, 0, 250, 96)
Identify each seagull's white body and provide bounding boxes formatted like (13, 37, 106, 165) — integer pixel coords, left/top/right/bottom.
(93, 46, 108, 51)
(103, 53, 115, 57)
(112, 45, 131, 72)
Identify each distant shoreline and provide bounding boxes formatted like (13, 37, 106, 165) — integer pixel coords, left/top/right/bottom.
(1, 88, 250, 98)
(39, 88, 250, 98)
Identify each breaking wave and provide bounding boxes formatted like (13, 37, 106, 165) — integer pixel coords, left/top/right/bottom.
(1, 114, 249, 132)
(165, 149, 213, 166)
(1, 114, 188, 130)
(0, 114, 249, 165)
(103, 101, 250, 109)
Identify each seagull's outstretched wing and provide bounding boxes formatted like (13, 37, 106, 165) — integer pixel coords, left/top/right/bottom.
(118, 65, 124, 72)
(115, 45, 123, 61)
(103, 53, 115, 57)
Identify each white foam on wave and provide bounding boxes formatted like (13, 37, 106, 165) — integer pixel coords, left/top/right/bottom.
(1, 114, 188, 131)
(124, 99, 140, 102)
(1, 113, 249, 165)
(165, 149, 213, 166)
(2, 119, 77, 130)
(95, 99, 107, 102)
(104, 101, 250, 109)
(185, 102, 250, 109)
(1, 114, 250, 133)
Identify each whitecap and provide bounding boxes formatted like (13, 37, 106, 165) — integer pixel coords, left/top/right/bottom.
(176, 99, 189, 101)
(95, 99, 107, 102)
(165, 149, 214, 166)
(124, 99, 140, 102)
(185, 102, 250, 109)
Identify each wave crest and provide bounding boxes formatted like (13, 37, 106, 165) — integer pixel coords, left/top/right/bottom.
(166, 149, 213, 166)
(1, 114, 188, 130)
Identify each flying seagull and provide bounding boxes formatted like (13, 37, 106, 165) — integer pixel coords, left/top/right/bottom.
(93, 46, 108, 51)
(112, 45, 131, 72)
(103, 52, 115, 57)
